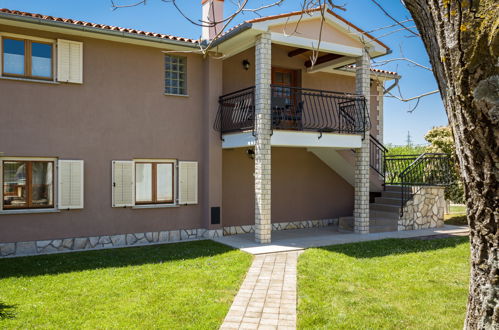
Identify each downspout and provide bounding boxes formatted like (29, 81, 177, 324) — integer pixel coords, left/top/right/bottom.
(384, 77, 399, 95)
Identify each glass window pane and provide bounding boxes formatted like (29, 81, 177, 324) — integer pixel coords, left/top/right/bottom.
(31, 162, 53, 207)
(165, 55, 187, 95)
(156, 163, 173, 202)
(3, 161, 28, 208)
(135, 163, 152, 202)
(3, 39, 25, 75)
(31, 43, 52, 78)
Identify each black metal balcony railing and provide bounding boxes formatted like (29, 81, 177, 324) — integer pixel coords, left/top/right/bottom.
(214, 86, 256, 136)
(214, 86, 370, 136)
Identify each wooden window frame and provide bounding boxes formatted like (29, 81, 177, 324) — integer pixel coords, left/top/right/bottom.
(135, 162, 175, 205)
(2, 160, 55, 210)
(165, 55, 187, 96)
(1, 37, 54, 81)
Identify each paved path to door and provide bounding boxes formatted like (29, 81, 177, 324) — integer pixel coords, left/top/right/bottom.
(220, 251, 301, 330)
(218, 225, 469, 329)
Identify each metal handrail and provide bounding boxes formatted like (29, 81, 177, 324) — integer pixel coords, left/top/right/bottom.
(399, 153, 452, 215)
(370, 135, 387, 177)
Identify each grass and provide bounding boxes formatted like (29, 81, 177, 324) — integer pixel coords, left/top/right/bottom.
(0, 240, 252, 329)
(445, 204, 467, 226)
(298, 237, 469, 329)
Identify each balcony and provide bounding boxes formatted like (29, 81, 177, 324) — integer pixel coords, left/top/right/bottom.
(215, 85, 370, 149)
(215, 85, 369, 134)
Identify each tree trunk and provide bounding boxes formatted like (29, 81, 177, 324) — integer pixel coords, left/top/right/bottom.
(403, 0, 499, 328)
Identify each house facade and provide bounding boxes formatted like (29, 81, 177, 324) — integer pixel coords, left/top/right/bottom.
(0, 2, 447, 257)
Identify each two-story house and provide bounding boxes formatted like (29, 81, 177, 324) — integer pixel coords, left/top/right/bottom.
(0, 1, 449, 258)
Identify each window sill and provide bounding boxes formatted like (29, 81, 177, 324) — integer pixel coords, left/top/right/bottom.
(0, 76, 59, 85)
(132, 204, 179, 209)
(0, 208, 60, 215)
(164, 93, 189, 98)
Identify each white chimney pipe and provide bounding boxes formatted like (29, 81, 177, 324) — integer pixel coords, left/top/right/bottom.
(202, 0, 224, 40)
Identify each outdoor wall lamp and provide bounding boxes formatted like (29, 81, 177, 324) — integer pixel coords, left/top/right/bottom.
(242, 59, 251, 70)
(246, 148, 255, 160)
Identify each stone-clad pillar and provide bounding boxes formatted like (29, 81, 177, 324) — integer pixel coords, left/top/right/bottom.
(254, 33, 272, 244)
(354, 48, 371, 234)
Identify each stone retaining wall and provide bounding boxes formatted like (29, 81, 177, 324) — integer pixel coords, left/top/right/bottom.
(398, 186, 445, 231)
(223, 219, 338, 236)
(0, 218, 339, 258)
(0, 228, 223, 258)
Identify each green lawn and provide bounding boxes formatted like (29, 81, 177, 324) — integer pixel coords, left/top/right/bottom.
(0, 240, 252, 329)
(445, 204, 467, 226)
(298, 237, 469, 329)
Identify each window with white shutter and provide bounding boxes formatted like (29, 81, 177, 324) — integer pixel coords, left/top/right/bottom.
(58, 160, 84, 209)
(57, 39, 83, 84)
(112, 161, 135, 207)
(178, 161, 198, 205)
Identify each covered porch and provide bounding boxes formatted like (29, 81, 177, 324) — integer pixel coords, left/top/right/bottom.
(213, 8, 394, 244)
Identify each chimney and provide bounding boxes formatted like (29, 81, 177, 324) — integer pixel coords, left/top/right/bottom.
(202, 0, 224, 40)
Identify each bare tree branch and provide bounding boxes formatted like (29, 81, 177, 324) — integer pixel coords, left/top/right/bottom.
(370, 0, 420, 37)
(375, 25, 417, 39)
(372, 57, 432, 71)
(365, 19, 414, 33)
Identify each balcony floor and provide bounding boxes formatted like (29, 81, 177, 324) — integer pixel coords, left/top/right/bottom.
(222, 130, 363, 149)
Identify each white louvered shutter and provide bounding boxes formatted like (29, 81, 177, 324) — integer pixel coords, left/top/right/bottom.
(58, 160, 84, 209)
(0, 160, 3, 211)
(178, 161, 198, 205)
(112, 161, 135, 207)
(57, 39, 83, 84)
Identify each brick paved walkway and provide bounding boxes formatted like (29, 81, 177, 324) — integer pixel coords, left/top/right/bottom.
(220, 251, 301, 330)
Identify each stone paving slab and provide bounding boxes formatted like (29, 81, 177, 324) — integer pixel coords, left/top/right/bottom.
(220, 251, 301, 330)
(213, 225, 469, 255)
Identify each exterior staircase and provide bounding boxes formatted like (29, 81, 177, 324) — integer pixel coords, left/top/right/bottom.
(339, 185, 408, 233)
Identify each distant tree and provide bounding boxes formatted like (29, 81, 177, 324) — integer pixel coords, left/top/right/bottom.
(385, 143, 426, 156)
(425, 126, 464, 203)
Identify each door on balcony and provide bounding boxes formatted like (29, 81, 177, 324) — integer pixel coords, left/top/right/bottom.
(271, 68, 302, 130)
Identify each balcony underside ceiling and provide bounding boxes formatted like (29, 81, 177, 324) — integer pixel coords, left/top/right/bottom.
(222, 131, 362, 149)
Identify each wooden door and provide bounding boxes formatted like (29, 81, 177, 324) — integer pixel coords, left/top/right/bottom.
(271, 68, 301, 129)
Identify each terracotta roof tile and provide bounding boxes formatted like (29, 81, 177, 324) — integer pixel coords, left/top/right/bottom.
(0, 8, 199, 44)
(345, 65, 398, 76)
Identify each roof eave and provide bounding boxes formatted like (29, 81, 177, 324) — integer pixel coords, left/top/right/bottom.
(0, 11, 199, 49)
(210, 22, 253, 47)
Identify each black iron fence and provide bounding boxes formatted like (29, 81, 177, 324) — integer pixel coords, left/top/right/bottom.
(215, 85, 370, 135)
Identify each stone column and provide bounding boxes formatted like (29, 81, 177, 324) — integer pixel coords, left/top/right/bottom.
(354, 49, 371, 234)
(254, 33, 272, 244)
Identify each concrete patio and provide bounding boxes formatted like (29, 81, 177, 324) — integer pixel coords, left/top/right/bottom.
(213, 225, 469, 255)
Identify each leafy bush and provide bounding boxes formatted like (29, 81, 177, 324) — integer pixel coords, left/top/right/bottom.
(424, 126, 465, 203)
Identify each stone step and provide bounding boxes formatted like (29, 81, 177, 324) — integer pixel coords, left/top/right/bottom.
(370, 224, 398, 233)
(375, 196, 402, 206)
(338, 216, 398, 232)
(370, 203, 401, 213)
(382, 190, 403, 199)
(338, 216, 354, 231)
(370, 217, 398, 226)
(370, 209, 400, 219)
(384, 185, 411, 193)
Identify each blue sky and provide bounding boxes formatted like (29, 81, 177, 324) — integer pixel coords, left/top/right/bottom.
(0, 0, 448, 145)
